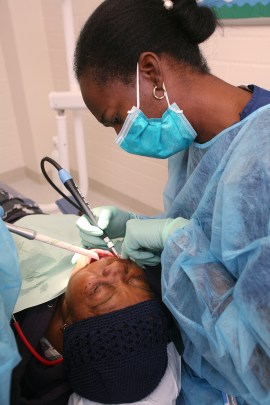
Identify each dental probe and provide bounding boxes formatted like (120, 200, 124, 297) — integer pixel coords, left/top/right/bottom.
(6, 222, 99, 260)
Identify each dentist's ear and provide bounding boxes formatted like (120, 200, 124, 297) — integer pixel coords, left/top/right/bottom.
(138, 52, 164, 89)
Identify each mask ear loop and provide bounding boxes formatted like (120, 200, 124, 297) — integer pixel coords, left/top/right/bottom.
(163, 83, 171, 107)
(127, 63, 140, 114)
(136, 62, 140, 109)
(137, 63, 170, 108)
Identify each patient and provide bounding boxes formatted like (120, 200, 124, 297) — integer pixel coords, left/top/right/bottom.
(2, 185, 181, 404)
(11, 254, 181, 405)
(45, 255, 155, 356)
(63, 256, 181, 405)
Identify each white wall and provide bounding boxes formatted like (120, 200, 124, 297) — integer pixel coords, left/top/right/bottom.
(0, 39, 24, 173)
(0, 1, 269, 214)
(0, 0, 57, 177)
(202, 24, 270, 88)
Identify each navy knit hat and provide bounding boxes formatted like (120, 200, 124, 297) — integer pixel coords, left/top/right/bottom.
(63, 300, 168, 404)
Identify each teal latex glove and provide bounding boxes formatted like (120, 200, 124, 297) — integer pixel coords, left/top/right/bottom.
(121, 217, 189, 267)
(76, 206, 137, 249)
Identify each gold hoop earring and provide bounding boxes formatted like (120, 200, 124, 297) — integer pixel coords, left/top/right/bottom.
(153, 85, 165, 100)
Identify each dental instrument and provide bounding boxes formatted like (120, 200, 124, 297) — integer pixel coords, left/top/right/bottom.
(6, 222, 99, 261)
(40, 156, 120, 258)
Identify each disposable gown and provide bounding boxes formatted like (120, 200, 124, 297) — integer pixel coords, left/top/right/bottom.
(0, 219, 21, 405)
(161, 104, 270, 405)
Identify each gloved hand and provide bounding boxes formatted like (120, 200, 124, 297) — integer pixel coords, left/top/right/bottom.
(121, 217, 189, 267)
(76, 206, 137, 249)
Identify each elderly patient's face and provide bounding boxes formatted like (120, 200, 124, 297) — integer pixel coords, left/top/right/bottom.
(65, 257, 154, 323)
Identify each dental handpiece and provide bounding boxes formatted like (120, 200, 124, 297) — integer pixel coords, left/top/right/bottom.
(58, 169, 120, 258)
(6, 222, 99, 261)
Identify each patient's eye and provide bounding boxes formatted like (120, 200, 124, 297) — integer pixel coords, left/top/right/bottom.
(90, 282, 106, 295)
(128, 275, 146, 284)
(93, 283, 102, 293)
(89, 282, 114, 301)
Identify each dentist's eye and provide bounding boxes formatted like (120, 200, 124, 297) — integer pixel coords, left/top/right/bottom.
(113, 114, 121, 124)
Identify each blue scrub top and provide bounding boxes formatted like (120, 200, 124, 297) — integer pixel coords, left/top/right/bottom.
(240, 85, 270, 119)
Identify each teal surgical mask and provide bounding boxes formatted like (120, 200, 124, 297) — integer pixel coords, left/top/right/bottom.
(115, 64, 197, 159)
